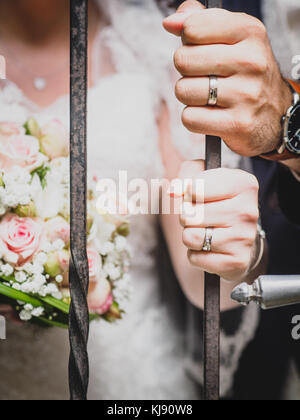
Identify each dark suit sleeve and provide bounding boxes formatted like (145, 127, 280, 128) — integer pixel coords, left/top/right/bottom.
(277, 164, 300, 225)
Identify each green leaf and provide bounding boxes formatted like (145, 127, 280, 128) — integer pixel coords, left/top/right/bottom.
(40, 296, 70, 314)
(31, 164, 50, 189)
(0, 283, 43, 307)
(89, 313, 100, 322)
(0, 275, 16, 283)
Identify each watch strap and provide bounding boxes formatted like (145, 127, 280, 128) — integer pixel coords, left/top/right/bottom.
(290, 80, 300, 95)
(261, 148, 297, 161)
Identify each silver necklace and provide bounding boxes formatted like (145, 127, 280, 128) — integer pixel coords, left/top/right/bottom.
(0, 45, 69, 91)
(33, 77, 47, 91)
(10, 53, 68, 91)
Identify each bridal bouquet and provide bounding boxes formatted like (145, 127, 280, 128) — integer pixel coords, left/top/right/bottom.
(0, 119, 131, 328)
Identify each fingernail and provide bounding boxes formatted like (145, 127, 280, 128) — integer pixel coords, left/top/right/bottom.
(164, 10, 194, 24)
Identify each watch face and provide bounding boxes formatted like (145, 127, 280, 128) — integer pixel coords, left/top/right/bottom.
(287, 104, 300, 154)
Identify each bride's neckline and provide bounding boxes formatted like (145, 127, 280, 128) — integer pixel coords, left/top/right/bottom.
(1, 78, 101, 115)
(0, 20, 115, 114)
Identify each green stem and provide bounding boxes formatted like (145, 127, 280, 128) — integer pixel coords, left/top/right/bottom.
(40, 296, 70, 314)
(39, 317, 69, 329)
(0, 283, 43, 307)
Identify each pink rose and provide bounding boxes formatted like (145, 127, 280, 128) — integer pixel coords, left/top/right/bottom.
(87, 247, 103, 282)
(0, 134, 46, 172)
(88, 280, 112, 315)
(40, 120, 69, 159)
(58, 249, 70, 273)
(0, 214, 43, 266)
(0, 122, 22, 137)
(0, 238, 19, 265)
(44, 249, 70, 278)
(45, 217, 70, 245)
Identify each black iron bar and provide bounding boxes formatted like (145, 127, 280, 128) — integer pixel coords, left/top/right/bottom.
(69, 0, 90, 401)
(204, 0, 222, 402)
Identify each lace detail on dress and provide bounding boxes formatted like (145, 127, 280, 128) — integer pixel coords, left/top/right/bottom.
(185, 304, 260, 398)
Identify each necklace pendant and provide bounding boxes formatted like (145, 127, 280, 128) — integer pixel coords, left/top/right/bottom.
(34, 77, 47, 91)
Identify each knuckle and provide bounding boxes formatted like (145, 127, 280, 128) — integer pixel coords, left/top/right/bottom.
(245, 17, 267, 38)
(242, 82, 264, 104)
(180, 214, 187, 227)
(247, 174, 260, 192)
(234, 114, 254, 137)
(175, 79, 188, 103)
(182, 107, 197, 132)
(239, 207, 259, 224)
(251, 55, 268, 75)
(229, 255, 250, 273)
(183, 18, 199, 43)
(236, 229, 257, 246)
(182, 230, 192, 247)
(174, 48, 188, 74)
(237, 50, 268, 75)
(188, 250, 198, 266)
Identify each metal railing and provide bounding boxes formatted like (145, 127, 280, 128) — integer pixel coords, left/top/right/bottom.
(67, 0, 222, 401)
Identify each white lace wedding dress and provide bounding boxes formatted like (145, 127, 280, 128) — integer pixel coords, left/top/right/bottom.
(0, 0, 255, 400)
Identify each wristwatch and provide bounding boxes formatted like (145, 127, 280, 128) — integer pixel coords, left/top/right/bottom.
(261, 83, 300, 161)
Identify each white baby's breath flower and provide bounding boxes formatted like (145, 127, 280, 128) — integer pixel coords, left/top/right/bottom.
(55, 275, 63, 284)
(20, 274, 46, 295)
(52, 239, 65, 251)
(39, 239, 52, 254)
(52, 291, 62, 299)
(12, 283, 21, 291)
(99, 241, 114, 256)
(39, 285, 49, 298)
(31, 307, 44, 318)
(0, 167, 36, 213)
(24, 304, 33, 312)
(103, 262, 121, 281)
(114, 236, 127, 252)
(45, 283, 62, 299)
(22, 263, 35, 275)
(19, 310, 32, 321)
(15, 271, 27, 283)
(1, 264, 14, 276)
(112, 273, 132, 312)
(34, 252, 48, 266)
(89, 215, 115, 248)
(20, 282, 34, 294)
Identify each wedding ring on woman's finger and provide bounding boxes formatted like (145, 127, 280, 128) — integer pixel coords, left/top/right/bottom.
(208, 76, 218, 106)
(202, 227, 214, 252)
(183, 227, 216, 252)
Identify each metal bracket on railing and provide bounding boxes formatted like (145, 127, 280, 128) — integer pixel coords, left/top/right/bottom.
(232, 276, 300, 310)
(204, 0, 222, 403)
(69, 0, 90, 401)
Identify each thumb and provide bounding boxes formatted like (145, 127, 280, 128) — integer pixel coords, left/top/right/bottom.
(163, 1, 205, 36)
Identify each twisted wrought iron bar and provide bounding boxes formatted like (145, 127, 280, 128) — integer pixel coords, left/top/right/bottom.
(204, 0, 222, 402)
(69, 0, 90, 401)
